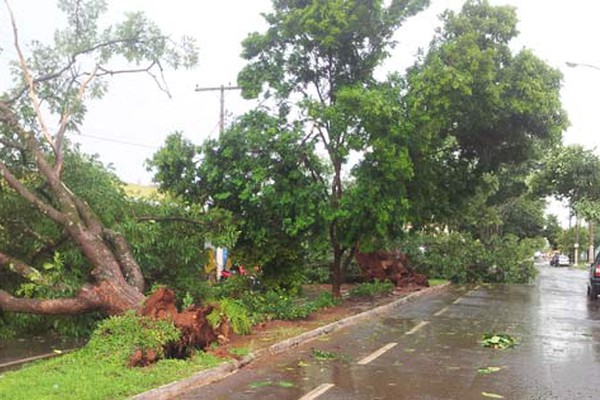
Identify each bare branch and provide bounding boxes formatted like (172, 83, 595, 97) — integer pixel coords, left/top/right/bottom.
(315, 124, 331, 153)
(5, 35, 152, 104)
(4, 0, 57, 155)
(95, 62, 172, 97)
(55, 66, 98, 175)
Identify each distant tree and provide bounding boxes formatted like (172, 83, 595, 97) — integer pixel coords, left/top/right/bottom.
(533, 144, 600, 260)
(0, 0, 198, 316)
(236, 0, 430, 297)
(533, 145, 600, 207)
(543, 214, 562, 250)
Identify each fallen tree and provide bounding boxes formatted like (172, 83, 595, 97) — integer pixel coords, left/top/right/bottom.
(0, 1, 196, 317)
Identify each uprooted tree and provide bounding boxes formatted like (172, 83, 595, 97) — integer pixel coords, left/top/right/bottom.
(0, 0, 198, 316)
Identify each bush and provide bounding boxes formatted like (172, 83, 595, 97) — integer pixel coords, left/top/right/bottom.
(349, 280, 394, 298)
(303, 263, 331, 284)
(85, 311, 180, 364)
(207, 298, 252, 335)
(240, 290, 316, 321)
(312, 292, 340, 309)
(402, 231, 537, 284)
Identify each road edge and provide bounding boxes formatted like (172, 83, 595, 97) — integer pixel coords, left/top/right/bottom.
(131, 282, 451, 400)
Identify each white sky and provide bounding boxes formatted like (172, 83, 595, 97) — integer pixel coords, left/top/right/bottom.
(1, 0, 599, 225)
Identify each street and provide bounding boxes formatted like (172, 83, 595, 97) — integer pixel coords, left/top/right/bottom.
(180, 263, 600, 399)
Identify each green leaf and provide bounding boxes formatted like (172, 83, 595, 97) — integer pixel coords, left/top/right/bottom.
(478, 366, 502, 374)
(481, 392, 504, 399)
(248, 380, 272, 389)
(277, 381, 295, 388)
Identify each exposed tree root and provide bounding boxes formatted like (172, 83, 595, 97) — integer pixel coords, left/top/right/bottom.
(355, 250, 429, 289)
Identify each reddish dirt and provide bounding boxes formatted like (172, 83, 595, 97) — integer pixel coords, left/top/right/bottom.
(136, 288, 218, 365)
(355, 250, 429, 289)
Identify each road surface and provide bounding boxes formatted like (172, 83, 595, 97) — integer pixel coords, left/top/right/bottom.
(180, 263, 600, 399)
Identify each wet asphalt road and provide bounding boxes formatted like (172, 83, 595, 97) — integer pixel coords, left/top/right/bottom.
(179, 263, 600, 400)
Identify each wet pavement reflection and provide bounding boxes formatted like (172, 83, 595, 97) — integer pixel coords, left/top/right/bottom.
(179, 264, 600, 399)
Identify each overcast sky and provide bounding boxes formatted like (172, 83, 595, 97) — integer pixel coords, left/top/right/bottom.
(2, 0, 599, 224)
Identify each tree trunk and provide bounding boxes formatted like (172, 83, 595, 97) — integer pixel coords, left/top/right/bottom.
(330, 159, 344, 298)
(331, 242, 343, 299)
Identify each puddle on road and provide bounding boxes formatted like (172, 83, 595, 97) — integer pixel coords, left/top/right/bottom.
(0, 334, 85, 371)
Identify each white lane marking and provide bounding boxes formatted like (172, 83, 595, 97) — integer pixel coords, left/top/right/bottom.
(357, 342, 398, 365)
(406, 320, 429, 335)
(453, 286, 480, 305)
(434, 306, 449, 317)
(299, 383, 335, 400)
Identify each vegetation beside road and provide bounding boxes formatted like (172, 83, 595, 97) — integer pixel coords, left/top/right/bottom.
(0, 282, 438, 400)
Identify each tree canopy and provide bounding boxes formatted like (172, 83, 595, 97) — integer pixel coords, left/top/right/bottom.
(149, 112, 326, 285)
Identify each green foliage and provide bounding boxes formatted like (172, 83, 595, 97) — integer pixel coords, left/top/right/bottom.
(311, 292, 340, 309)
(235, 0, 431, 292)
(402, 231, 485, 283)
(402, 231, 537, 284)
(312, 348, 337, 361)
(532, 145, 600, 239)
(405, 0, 567, 229)
(208, 298, 252, 335)
(85, 311, 180, 364)
(117, 199, 237, 299)
(557, 225, 590, 262)
(481, 333, 517, 349)
(149, 114, 325, 283)
(349, 280, 394, 298)
(209, 275, 258, 300)
(240, 290, 316, 321)
(304, 263, 331, 284)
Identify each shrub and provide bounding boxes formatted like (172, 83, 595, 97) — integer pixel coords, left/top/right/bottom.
(84, 311, 180, 364)
(402, 231, 537, 284)
(240, 290, 316, 321)
(349, 280, 394, 298)
(207, 298, 252, 335)
(312, 292, 340, 309)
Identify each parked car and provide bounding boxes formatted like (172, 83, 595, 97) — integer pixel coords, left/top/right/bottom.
(588, 253, 600, 300)
(550, 254, 569, 267)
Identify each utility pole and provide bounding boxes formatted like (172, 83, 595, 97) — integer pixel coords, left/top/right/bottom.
(194, 84, 241, 134)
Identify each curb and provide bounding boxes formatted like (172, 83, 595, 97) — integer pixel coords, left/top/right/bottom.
(132, 282, 451, 400)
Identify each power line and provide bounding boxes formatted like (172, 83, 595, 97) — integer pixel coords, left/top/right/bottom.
(67, 132, 159, 150)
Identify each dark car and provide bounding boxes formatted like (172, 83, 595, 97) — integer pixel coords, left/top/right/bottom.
(588, 253, 600, 300)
